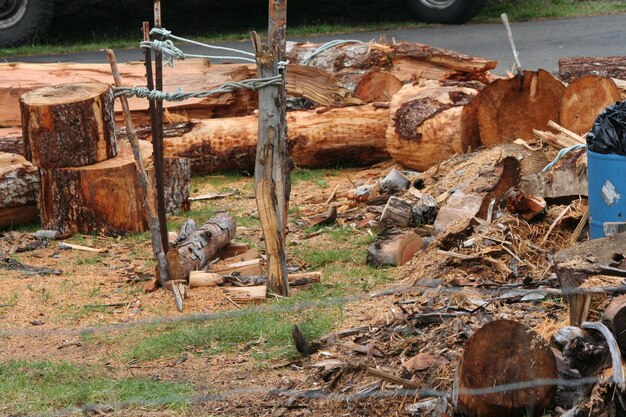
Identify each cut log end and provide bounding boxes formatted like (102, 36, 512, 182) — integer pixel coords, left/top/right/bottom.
(366, 230, 423, 267)
(457, 320, 557, 417)
(354, 71, 402, 103)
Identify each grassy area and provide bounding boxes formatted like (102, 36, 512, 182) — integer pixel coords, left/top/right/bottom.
(1, 0, 624, 57)
(126, 308, 338, 362)
(0, 360, 193, 414)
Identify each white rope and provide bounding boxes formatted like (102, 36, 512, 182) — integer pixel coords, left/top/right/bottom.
(302, 39, 365, 65)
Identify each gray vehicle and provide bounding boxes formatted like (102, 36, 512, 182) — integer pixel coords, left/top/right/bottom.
(0, 0, 487, 47)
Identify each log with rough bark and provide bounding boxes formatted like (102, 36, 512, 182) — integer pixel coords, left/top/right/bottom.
(366, 230, 423, 267)
(20, 82, 117, 168)
(386, 80, 483, 171)
(286, 41, 497, 79)
(559, 56, 626, 83)
(476, 70, 566, 145)
(555, 232, 626, 326)
(381, 196, 413, 227)
(166, 213, 236, 281)
(163, 103, 390, 174)
(163, 157, 190, 215)
(39, 140, 156, 236)
(0, 152, 39, 228)
(457, 319, 557, 417)
(560, 75, 621, 135)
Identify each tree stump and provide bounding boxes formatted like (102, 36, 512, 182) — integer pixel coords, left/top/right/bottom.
(39, 140, 155, 236)
(386, 80, 482, 171)
(476, 70, 566, 145)
(20, 82, 117, 168)
(560, 75, 621, 136)
(457, 319, 557, 417)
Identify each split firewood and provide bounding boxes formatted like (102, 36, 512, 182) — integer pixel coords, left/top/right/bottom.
(520, 162, 588, 200)
(560, 75, 621, 135)
(0, 152, 39, 229)
(386, 80, 483, 171)
(457, 319, 557, 417)
(223, 285, 266, 302)
(163, 104, 390, 175)
(39, 140, 157, 236)
(379, 168, 410, 195)
(19, 82, 117, 168)
(188, 271, 224, 288)
(380, 196, 414, 227)
(502, 187, 546, 220)
(212, 258, 263, 277)
(165, 213, 236, 281)
(412, 194, 438, 226)
(559, 56, 626, 84)
(222, 271, 322, 287)
(476, 70, 566, 145)
(353, 71, 402, 102)
(366, 230, 423, 267)
(555, 232, 626, 326)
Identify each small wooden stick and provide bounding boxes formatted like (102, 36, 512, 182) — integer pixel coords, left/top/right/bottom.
(541, 204, 571, 245)
(366, 367, 420, 389)
(107, 49, 172, 299)
(571, 208, 589, 244)
(501, 13, 524, 90)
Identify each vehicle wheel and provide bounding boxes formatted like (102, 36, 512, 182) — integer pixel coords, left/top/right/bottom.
(0, 0, 54, 47)
(403, 0, 487, 24)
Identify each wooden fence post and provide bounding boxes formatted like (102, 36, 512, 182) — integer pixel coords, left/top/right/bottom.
(251, 0, 290, 296)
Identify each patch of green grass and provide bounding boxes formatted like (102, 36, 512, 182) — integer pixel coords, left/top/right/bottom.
(10, 222, 40, 233)
(126, 308, 338, 362)
(192, 173, 248, 191)
(291, 168, 338, 185)
(0, 292, 18, 307)
(0, 360, 193, 414)
(476, 0, 626, 22)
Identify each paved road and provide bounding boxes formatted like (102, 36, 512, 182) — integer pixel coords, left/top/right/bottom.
(5, 14, 626, 75)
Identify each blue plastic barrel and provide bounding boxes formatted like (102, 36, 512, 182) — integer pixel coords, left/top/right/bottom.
(587, 150, 626, 239)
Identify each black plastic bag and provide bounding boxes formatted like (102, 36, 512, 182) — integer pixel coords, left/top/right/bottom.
(587, 100, 626, 155)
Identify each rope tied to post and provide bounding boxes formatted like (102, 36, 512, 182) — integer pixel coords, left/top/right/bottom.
(112, 75, 283, 102)
(141, 27, 257, 66)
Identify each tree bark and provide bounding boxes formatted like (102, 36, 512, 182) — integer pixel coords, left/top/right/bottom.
(285, 41, 497, 77)
(559, 56, 626, 83)
(20, 82, 117, 168)
(560, 75, 621, 135)
(476, 70, 566, 145)
(457, 319, 557, 417)
(602, 294, 626, 353)
(163, 103, 390, 175)
(166, 212, 237, 281)
(163, 157, 190, 215)
(0, 152, 39, 229)
(39, 140, 156, 236)
(386, 80, 483, 171)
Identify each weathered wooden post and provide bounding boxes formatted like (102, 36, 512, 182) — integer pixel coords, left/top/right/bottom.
(251, 0, 290, 296)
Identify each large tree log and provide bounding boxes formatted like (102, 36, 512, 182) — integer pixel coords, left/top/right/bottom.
(476, 70, 566, 145)
(457, 319, 557, 417)
(163, 104, 390, 175)
(1, 61, 351, 127)
(0, 152, 39, 228)
(560, 75, 621, 135)
(286, 41, 497, 77)
(166, 213, 236, 280)
(559, 56, 626, 83)
(39, 140, 156, 236)
(20, 82, 117, 168)
(2, 61, 259, 127)
(386, 80, 483, 171)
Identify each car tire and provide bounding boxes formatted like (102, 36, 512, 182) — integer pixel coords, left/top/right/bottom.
(0, 0, 54, 47)
(403, 0, 487, 24)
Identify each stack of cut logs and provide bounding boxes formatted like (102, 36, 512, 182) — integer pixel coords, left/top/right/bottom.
(15, 81, 190, 236)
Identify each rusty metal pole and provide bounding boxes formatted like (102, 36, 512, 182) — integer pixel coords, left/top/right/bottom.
(250, 0, 290, 296)
(152, 0, 169, 253)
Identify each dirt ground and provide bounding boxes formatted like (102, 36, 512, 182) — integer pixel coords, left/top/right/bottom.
(0, 160, 583, 416)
